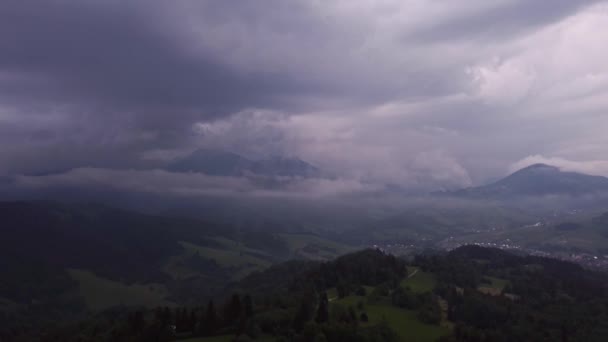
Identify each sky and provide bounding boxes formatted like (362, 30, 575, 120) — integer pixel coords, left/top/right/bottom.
(2, 0, 608, 194)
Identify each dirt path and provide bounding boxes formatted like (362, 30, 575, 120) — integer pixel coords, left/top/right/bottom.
(408, 268, 419, 279)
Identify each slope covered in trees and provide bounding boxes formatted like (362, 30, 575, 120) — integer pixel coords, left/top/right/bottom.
(7, 246, 608, 341)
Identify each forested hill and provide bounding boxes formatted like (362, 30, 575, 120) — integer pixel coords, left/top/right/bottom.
(0, 200, 355, 341)
(15, 246, 608, 342)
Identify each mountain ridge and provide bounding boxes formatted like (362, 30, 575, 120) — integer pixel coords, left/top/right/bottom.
(165, 149, 320, 178)
(446, 163, 608, 198)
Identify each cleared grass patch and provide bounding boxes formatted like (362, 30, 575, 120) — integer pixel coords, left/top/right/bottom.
(478, 276, 509, 296)
(330, 284, 448, 342)
(163, 240, 273, 282)
(67, 269, 173, 311)
(179, 241, 271, 268)
(211, 237, 275, 259)
(486, 276, 508, 289)
(327, 288, 338, 301)
(366, 304, 448, 342)
(401, 268, 436, 293)
(280, 233, 356, 260)
(333, 294, 366, 307)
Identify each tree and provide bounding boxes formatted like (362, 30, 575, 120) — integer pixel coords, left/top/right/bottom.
(160, 307, 172, 327)
(128, 310, 144, 333)
(188, 309, 197, 332)
(315, 292, 329, 324)
(200, 300, 218, 336)
(348, 306, 358, 326)
(175, 307, 186, 332)
(243, 294, 254, 318)
(224, 294, 243, 325)
(293, 297, 314, 332)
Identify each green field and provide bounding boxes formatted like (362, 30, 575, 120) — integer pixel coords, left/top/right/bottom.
(332, 294, 447, 341)
(160, 241, 272, 281)
(333, 294, 366, 307)
(366, 304, 448, 341)
(332, 270, 447, 342)
(486, 276, 508, 289)
(401, 267, 436, 293)
(211, 237, 276, 259)
(67, 269, 173, 311)
(164, 234, 358, 283)
(179, 241, 271, 268)
(327, 287, 338, 301)
(280, 233, 356, 260)
(478, 276, 508, 296)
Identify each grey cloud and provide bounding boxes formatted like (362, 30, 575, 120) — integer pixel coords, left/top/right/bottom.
(187, 110, 473, 190)
(410, 0, 601, 42)
(11, 167, 379, 199)
(0, 0, 313, 174)
(0, 1, 318, 119)
(0, 0, 383, 175)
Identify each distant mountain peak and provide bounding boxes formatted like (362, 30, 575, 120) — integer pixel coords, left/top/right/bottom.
(165, 149, 320, 178)
(520, 163, 558, 170)
(502, 163, 561, 180)
(447, 163, 608, 198)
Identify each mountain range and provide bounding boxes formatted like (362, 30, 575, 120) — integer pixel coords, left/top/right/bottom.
(165, 149, 320, 178)
(166, 154, 608, 199)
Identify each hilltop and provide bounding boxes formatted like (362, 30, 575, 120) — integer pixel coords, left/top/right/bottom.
(448, 163, 608, 198)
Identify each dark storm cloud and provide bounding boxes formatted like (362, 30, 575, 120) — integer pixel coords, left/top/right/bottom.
(1, 0, 608, 190)
(0, 0, 329, 174)
(0, 1, 317, 122)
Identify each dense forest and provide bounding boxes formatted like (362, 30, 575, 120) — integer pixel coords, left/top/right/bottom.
(5, 246, 608, 341)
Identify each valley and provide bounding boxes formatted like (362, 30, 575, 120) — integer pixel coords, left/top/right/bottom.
(4, 164, 608, 340)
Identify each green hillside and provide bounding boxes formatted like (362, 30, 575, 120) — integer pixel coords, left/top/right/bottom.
(67, 269, 174, 311)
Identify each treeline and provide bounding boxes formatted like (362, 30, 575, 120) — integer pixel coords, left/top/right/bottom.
(415, 245, 608, 342)
(116, 294, 255, 341)
(96, 293, 397, 342)
(232, 249, 407, 302)
(10, 245, 608, 341)
(25, 249, 408, 341)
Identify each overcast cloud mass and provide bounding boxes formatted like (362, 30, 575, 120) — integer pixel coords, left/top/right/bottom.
(2, 0, 608, 193)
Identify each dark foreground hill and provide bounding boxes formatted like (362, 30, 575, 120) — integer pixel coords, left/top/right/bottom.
(448, 163, 608, 199)
(0, 201, 358, 340)
(9, 245, 608, 342)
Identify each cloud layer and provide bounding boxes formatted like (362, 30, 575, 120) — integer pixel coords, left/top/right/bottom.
(2, 0, 608, 191)
(12, 168, 379, 199)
